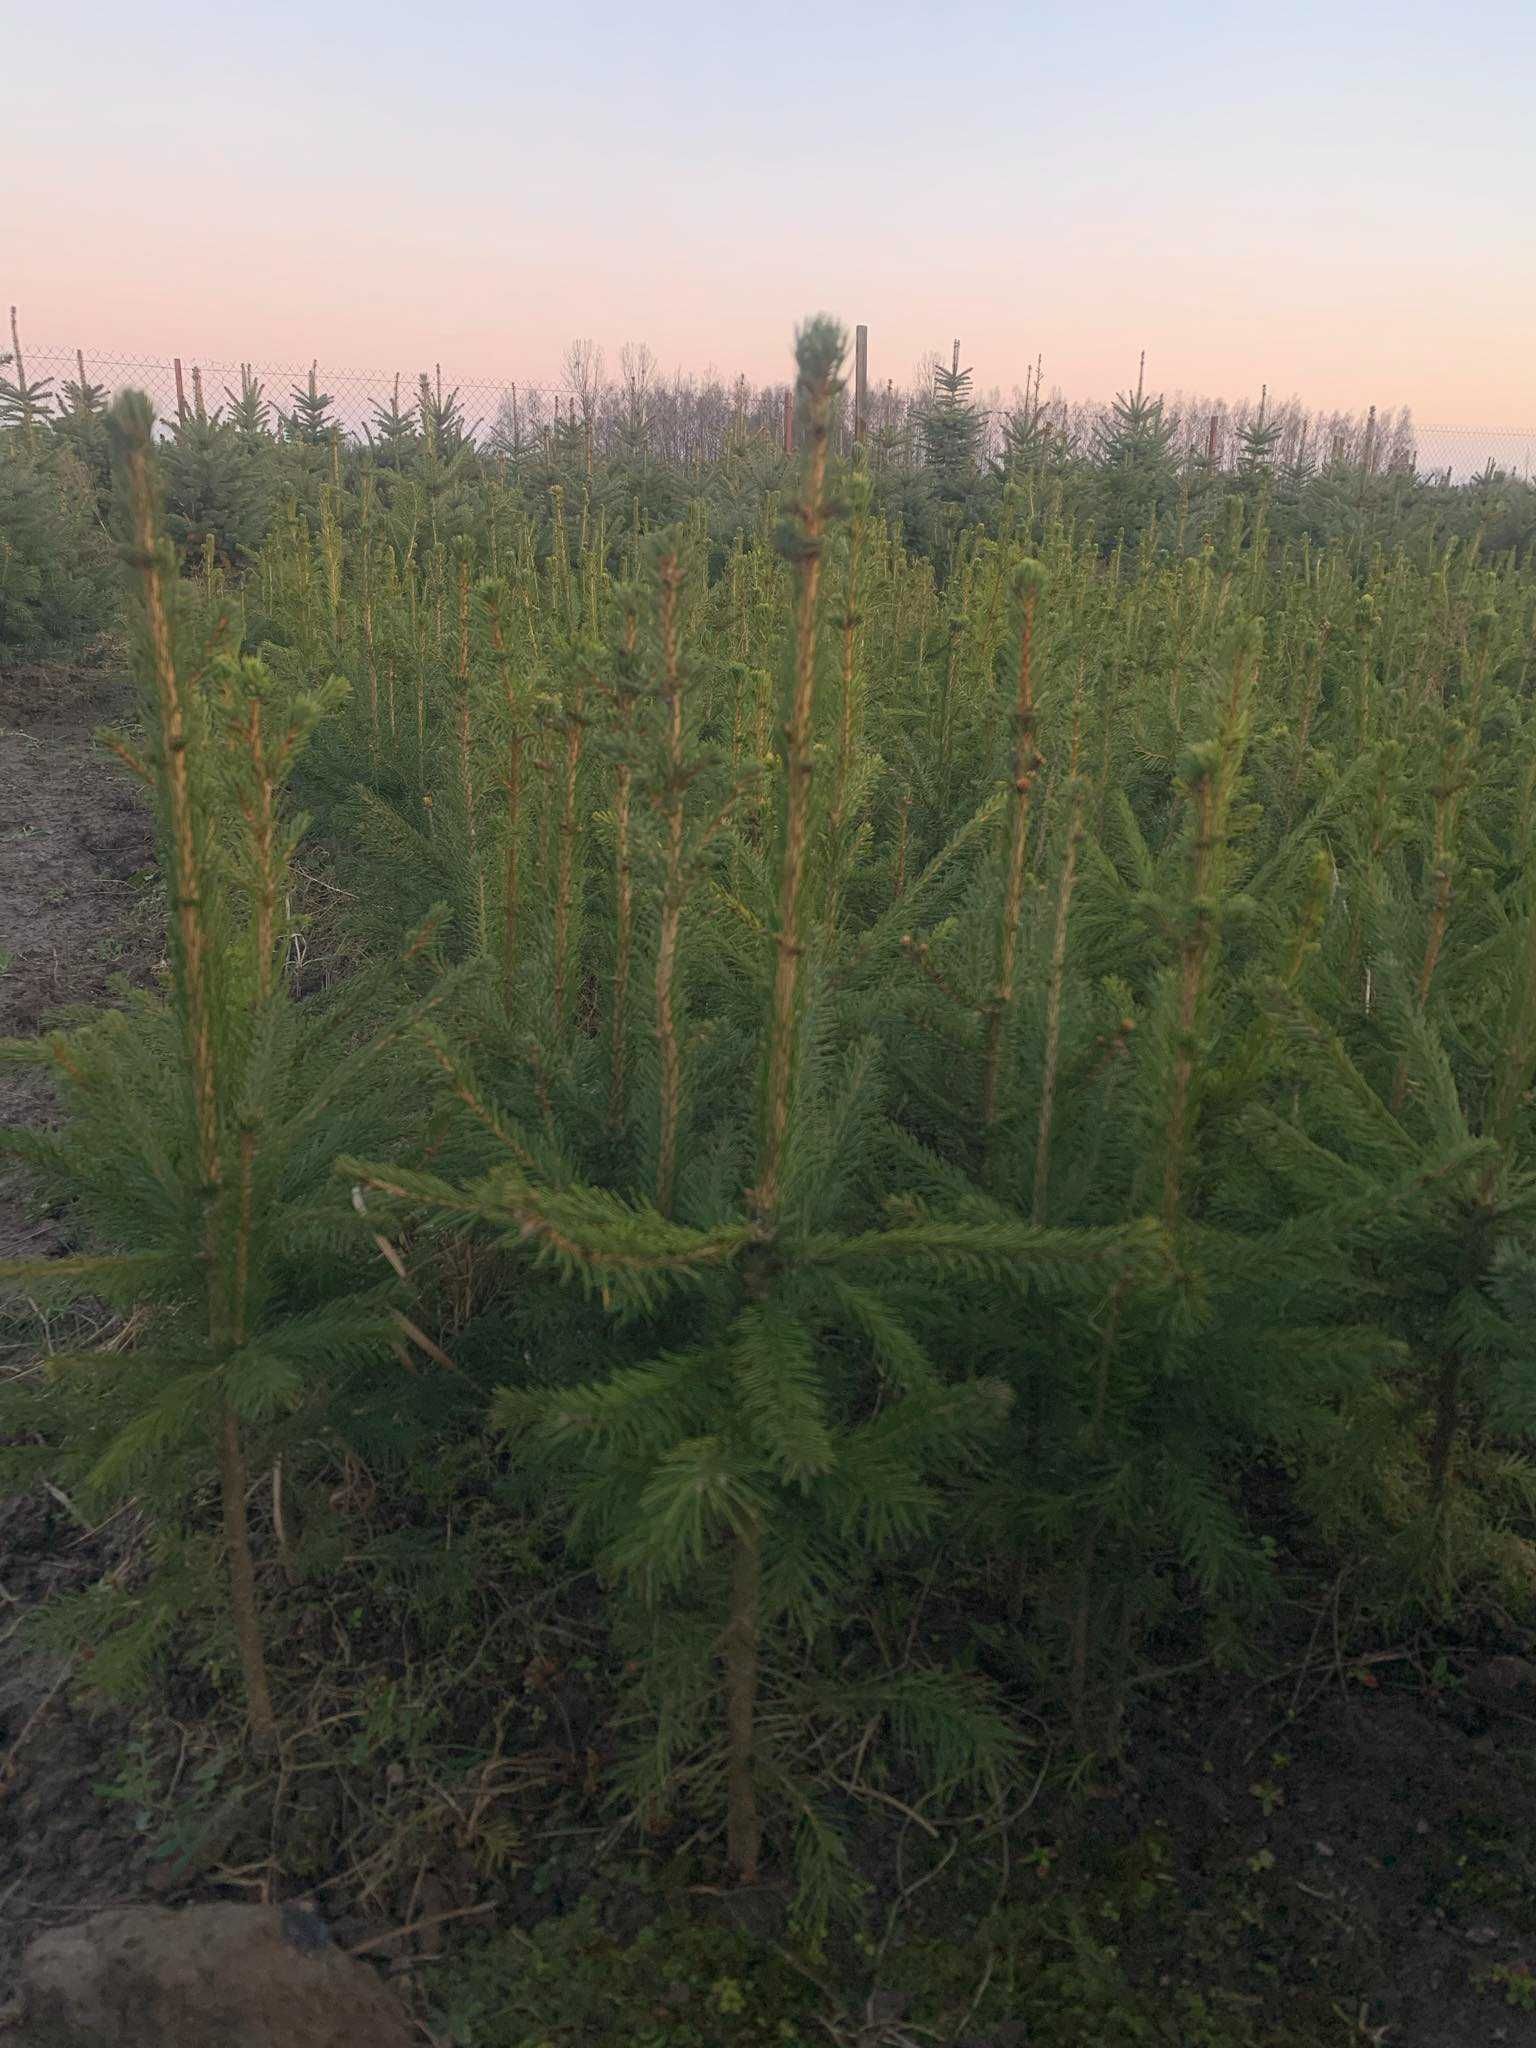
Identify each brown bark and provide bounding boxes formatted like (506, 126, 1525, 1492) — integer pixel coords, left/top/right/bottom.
(723, 1523, 763, 1884)
(981, 589, 1040, 1136)
(219, 1408, 276, 1753)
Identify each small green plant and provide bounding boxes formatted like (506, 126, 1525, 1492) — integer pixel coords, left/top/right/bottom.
(1487, 1961, 1536, 2010)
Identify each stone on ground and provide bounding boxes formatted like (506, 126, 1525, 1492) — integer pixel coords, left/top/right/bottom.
(14, 1901, 413, 2048)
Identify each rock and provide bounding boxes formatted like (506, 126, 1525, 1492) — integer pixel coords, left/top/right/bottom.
(17, 1902, 413, 2048)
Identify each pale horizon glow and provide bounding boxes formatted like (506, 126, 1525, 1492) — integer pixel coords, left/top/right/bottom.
(6, 0, 1535, 427)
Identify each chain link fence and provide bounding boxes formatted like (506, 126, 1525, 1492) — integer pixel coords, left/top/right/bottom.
(14, 342, 1536, 484)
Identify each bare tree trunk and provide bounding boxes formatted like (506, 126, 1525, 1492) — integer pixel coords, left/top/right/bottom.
(724, 1523, 763, 1884)
(219, 1409, 276, 1753)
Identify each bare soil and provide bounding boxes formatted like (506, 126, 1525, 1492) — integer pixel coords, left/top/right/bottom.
(1110, 1661, 1536, 2046)
(0, 655, 160, 1993)
(0, 654, 159, 1263)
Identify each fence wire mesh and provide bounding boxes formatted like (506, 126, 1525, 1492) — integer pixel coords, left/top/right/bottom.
(14, 343, 1536, 484)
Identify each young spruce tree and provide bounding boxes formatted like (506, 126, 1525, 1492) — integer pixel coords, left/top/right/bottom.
(0, 396, 415, 1745)
(342, 322, 1126, 1916)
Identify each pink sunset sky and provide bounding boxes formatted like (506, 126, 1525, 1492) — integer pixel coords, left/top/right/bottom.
(8, 0, 1535, 426)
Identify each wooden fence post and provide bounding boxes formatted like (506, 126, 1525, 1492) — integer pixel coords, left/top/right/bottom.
(854, 323, 868, 447)
(173, 356, 188, 422)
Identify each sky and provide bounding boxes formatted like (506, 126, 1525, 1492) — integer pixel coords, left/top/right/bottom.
(5, 0, 1534, 425)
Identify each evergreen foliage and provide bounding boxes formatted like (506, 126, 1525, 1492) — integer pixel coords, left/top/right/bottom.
(0, 428, 115, 648)
(918, 349, 983, 496)
(284, 361, 339, 444)
(1093, 357, 1180, 539)
(224, 365, 274, 442)
(1, 395, 424, 1742)
(158, 408, 275, 567)
(7, 322, 1536, 1964)
(1234, 387, 1284, 487)
(0, 336, 55, 435)
(363, 372, 419, 467)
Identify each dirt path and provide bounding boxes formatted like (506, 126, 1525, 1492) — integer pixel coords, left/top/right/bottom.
(0, 657, 161, 1994)
(0, 657, 159, 1262)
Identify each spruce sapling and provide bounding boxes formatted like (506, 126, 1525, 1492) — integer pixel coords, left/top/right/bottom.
(0, 397, 412, 1747)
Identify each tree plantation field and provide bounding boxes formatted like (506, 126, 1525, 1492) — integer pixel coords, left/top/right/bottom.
(6, 322, 1536, 2045)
